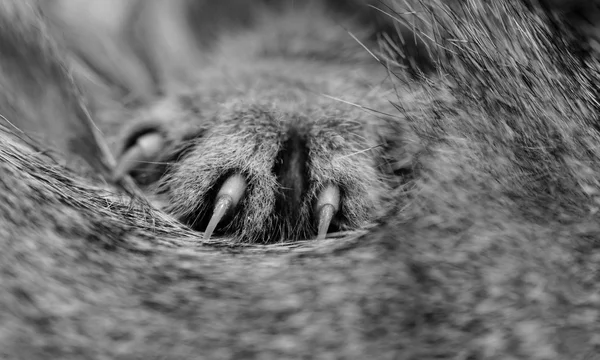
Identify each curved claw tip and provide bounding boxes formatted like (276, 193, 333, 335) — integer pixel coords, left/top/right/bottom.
(113, 132, 164, 181)
(204, 195, 233, 240)
(316, 204, 336, 240)
(204, 173, 248, 240)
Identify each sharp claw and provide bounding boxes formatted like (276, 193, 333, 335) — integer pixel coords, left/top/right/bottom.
(316, 204, 335, 240)
(113, 132, 165, 181)
(204, 173, 247, 240)
(204, 195, 233, 240)
(315, 184, 340, 240)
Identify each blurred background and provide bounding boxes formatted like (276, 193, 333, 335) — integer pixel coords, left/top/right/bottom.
(39, 0, 410, 107)
(38, 0, 600, 112)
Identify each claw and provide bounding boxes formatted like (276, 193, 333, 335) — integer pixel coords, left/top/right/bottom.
(316, 204, 336, 240)
(315, 184, 340, 240)
(204, 195, 233, 241)
(113, 132, 165, 181)
(204, 174, 247, 240)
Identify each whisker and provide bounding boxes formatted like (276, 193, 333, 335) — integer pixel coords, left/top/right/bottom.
(367, 4, 417, 24)
(336, 144, 384, 159)
(117, 160, 176, 166)
(318, 93, 397, 118)
(345, 28, 380, 63)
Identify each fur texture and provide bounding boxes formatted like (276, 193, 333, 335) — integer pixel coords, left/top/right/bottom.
(1, 0, 600, 359)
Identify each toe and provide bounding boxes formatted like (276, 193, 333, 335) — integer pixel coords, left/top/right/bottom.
(113, 131, 165, 181)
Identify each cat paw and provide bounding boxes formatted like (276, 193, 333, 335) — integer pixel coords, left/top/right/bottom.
(115, 92, 412, 243)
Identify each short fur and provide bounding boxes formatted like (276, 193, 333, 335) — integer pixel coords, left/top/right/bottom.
(1, 0, 600, 359)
